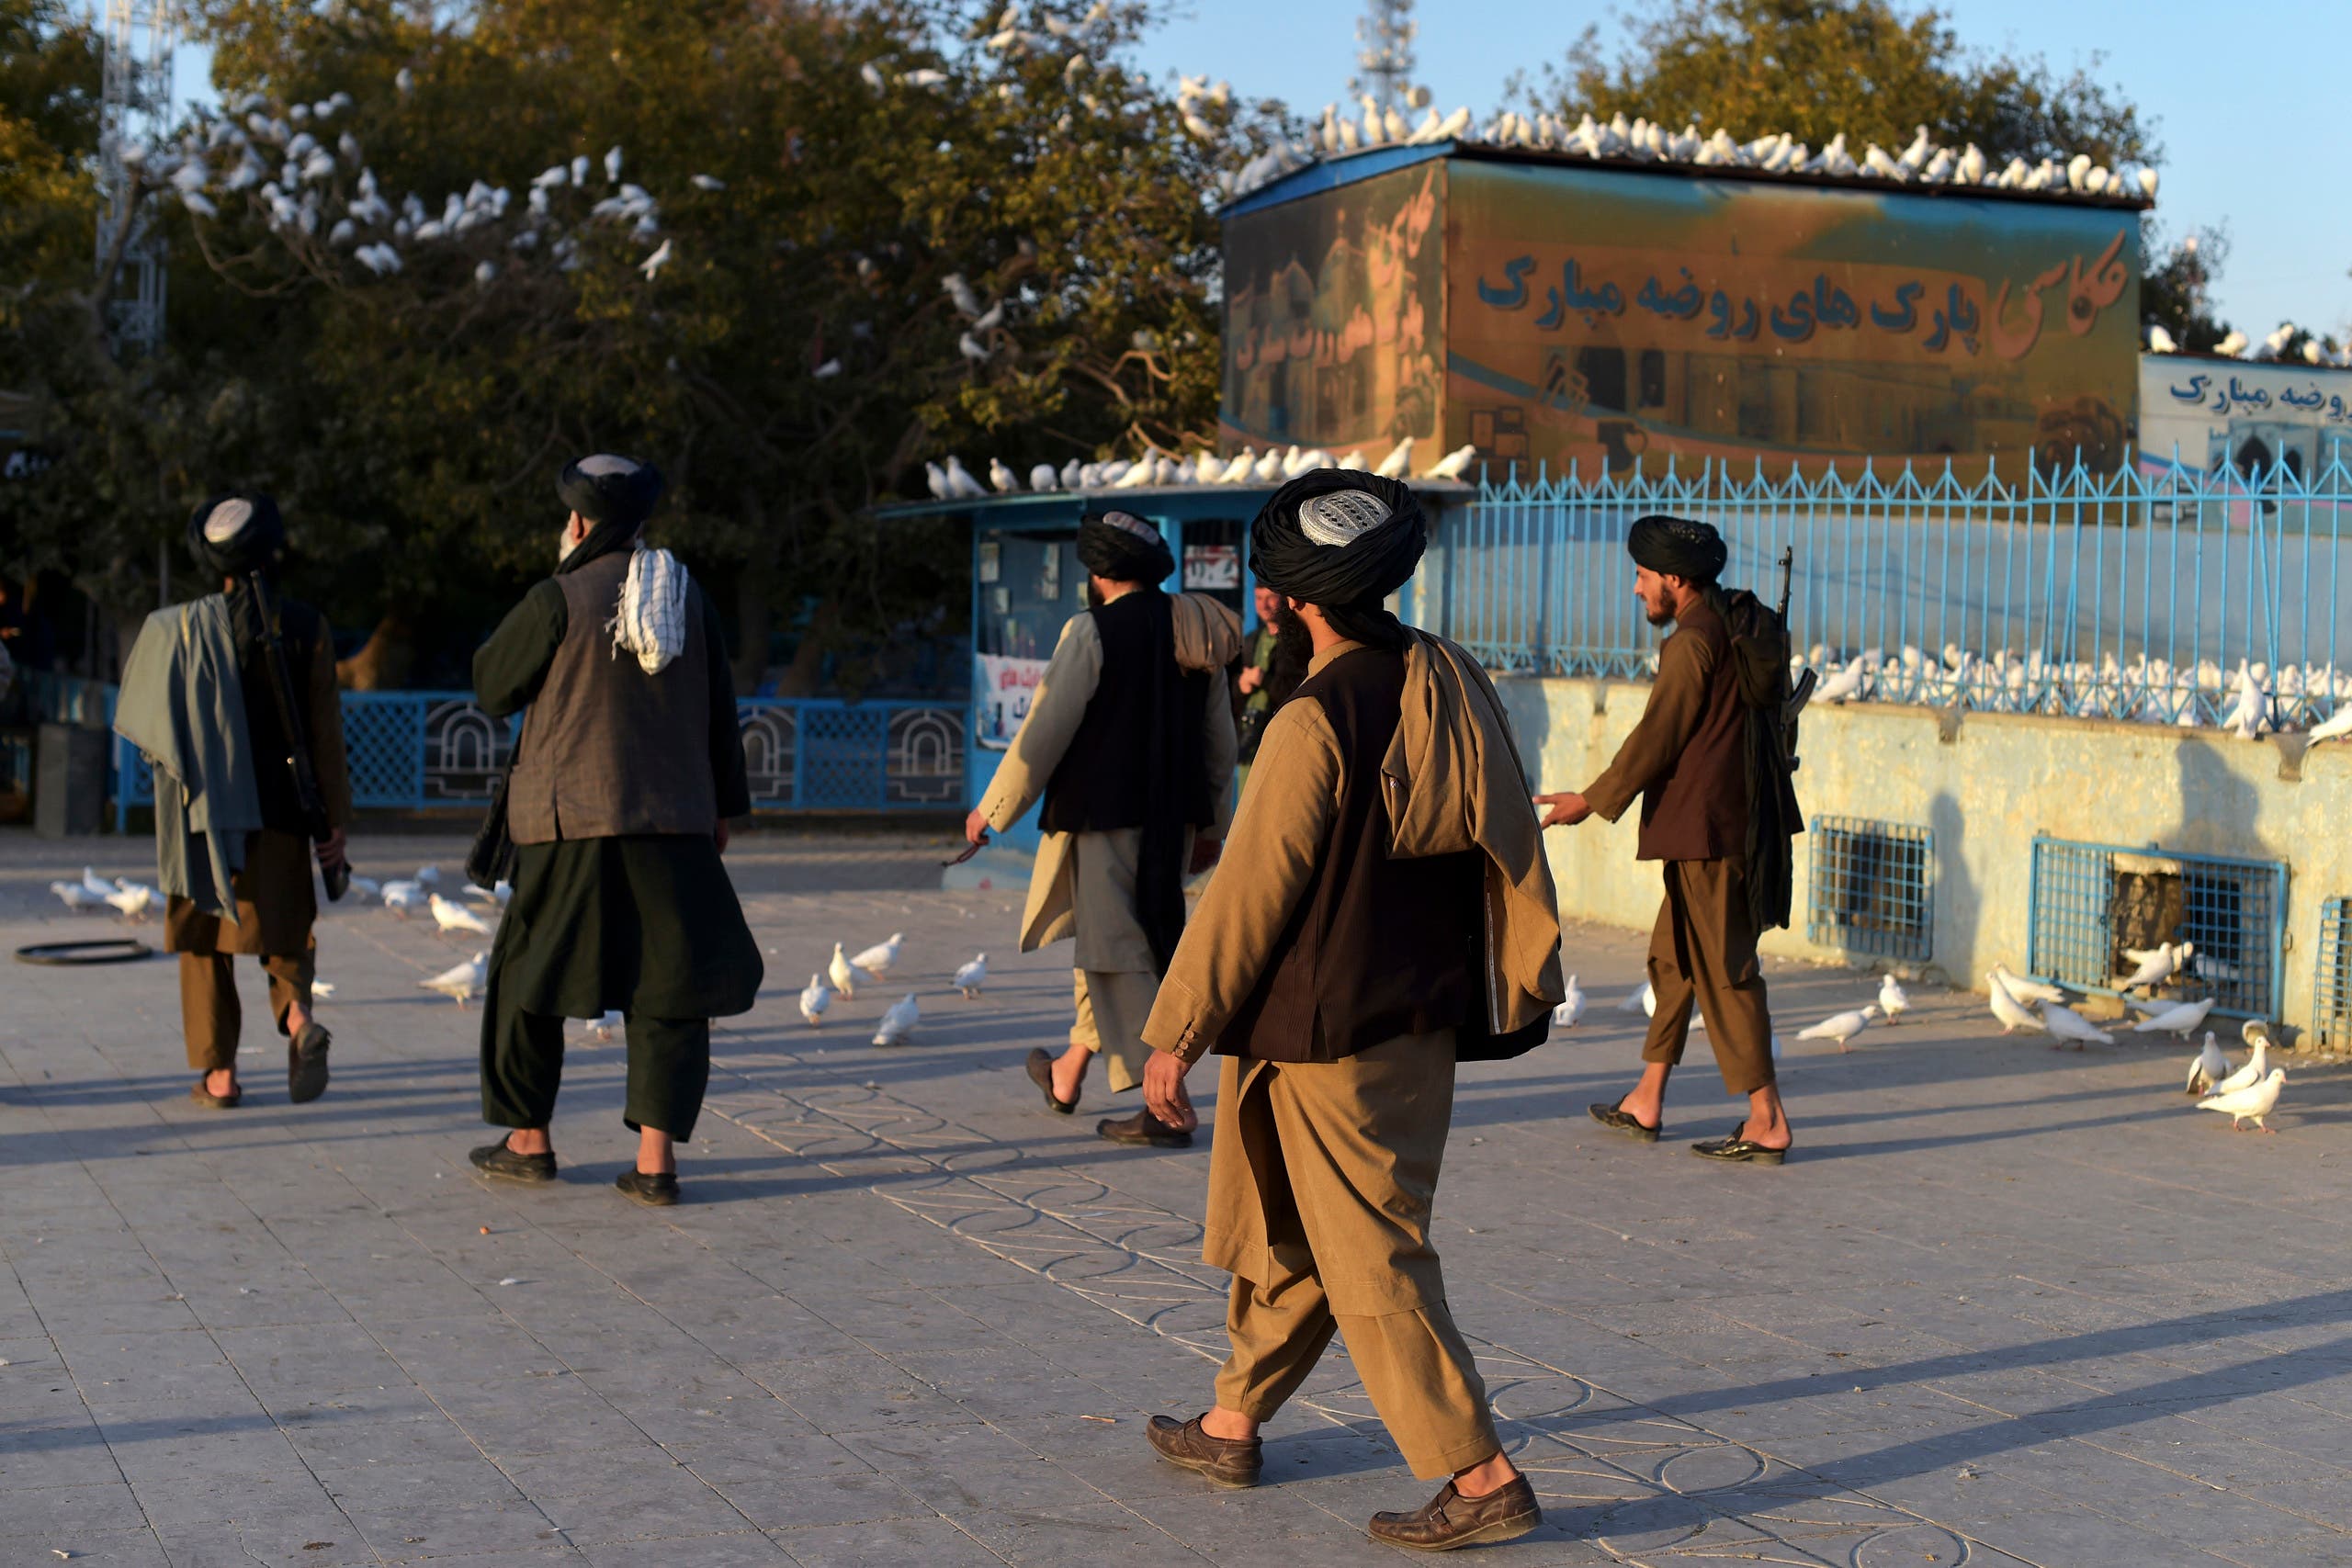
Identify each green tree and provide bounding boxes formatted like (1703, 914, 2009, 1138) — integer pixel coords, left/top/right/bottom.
(2140, 223, 2232, 354)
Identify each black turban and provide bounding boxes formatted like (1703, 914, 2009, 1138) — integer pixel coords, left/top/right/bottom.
(1626, 513, 1728, 582)
(186, 491, 286, 581)
(558, 454, 666, 530)
(1249, 470, 1427, 649)
(1075, 507, 1175, 584)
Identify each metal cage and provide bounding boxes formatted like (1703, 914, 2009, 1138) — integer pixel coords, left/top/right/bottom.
(2026, 836, 2286, 1020)
(2315, 897, 2352, 1049)
(1805, 816, 1934, 961)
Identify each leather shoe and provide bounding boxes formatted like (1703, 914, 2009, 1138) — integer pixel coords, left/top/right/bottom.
(615, 1169, 679, 1206)
(1145, 1414, 1261, 1488)
(1367, 1475, 1541, 1551)
(1690, 1124, 1790, 1165)
(1025, 1047, 1077, 1115)
(469, 1137, 558, 1182)
(1097, 1109, 1193, 1148)
(288, 1022, 332, 1104)
(1589, 1100, 1660, 1142)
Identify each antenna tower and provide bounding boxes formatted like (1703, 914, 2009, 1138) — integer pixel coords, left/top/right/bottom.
(95, 0, 179, 353)
(1349, 0, 1418, 114)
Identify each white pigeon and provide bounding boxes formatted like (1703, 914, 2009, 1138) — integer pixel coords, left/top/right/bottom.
(639, 238, 674, 280)
(1797, 1003, 1879, 1052)
(49, 881, 100, 911)
(1991, 963, 2065, 1004)
(2209, 1036, 2271, 1098)
(1878, 973, 1909, 1022)
(953, 953, 987, 998)
(2184, 1032, 2230, 1095)
(850, 932, 903, 979)
(430, 893, 493, 936)
(1985, 971, 2044, 1034)
(80, 866, 116, 897)
(106, 883, 156, 920)
(347, 874, 381, 897)
(1424, 444, 1478, 480)
(873, 993, 920, 1046)
(2040, 1000, 2113, 1049)
(2308, 703, 2352, 742)
(1815, 656, 1868, 704)
(2197, 1067, 2285, 1133)
(413, 864, 441, 886)
(1552, 974, 1585, 1030)
(2132, 997, 2216, 1037)
(1617, 979, 1651, 1013)
(311, 981, 335, 998)
(421, 952, 487, 1006)
(2115, 941, 2188, 993)
(799, 974, 833, 1025)
(827, 942, 860, 998)
(1636, 980, 1704, 1030)
(581, 1010, 623, 1043)
(382, 884, 424, 919)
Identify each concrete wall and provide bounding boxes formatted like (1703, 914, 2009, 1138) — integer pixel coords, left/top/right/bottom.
(1497, 672, 2352, 1035)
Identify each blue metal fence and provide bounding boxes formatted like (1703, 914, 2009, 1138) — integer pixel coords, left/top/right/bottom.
(1806, 816, 1934, 963)
(2026, 835, 2287, 1021)
(1432, 446, 2352, 728)
(2316, 897, 2352, 1050)
(23, 680, 961, 828)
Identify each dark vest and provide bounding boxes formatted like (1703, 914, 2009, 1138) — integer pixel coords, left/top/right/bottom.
(1636, 599, 1751, 862)
(1218, 646, 1484, 1063)
(227, 588, 324, 836)
(1038, 590, 1214, 833)
(507, 550, 717, 843)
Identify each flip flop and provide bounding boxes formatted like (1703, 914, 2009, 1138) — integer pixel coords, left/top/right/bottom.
(1025, 1047, 1077, 1115)
(1589, 1100, 1661, 1143)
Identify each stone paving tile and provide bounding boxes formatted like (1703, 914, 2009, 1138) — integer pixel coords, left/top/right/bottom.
(12, 829, 2352, 1563)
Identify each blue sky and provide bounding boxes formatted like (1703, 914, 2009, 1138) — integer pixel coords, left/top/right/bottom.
(154, 0, 2346, 339)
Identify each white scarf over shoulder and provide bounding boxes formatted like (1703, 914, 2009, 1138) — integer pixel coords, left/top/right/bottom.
(609, 545, 693, 674)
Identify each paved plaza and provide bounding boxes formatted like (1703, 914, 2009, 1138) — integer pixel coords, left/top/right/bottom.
(5, 828, 2352, 1566)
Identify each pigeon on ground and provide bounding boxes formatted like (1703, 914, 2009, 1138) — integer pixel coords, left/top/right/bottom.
(2040, 1000, 2113, 1049)
(953, 953, 987, 998)
(1992, 964, 2066, 1005)
(413, 864, 441, 886)
(2184, 1032, 2230, 1095)
(48, 881, 101, 911)
(2116, 941, 2190, 993)
(465, 880, 512, 906)
(800, 974, 832, 1025)
(431, 893, 493, 936)
(106, 883, 156, 920)
(1986, 971, 2044, 1035)
(581, 1010, 622, 1043)
(80, 866, 116, 898)
(382, 884, 424, 919)
(2131, 998, 2216, 1037)
(851, 932, 903, 980)
(1636, 979, 1704, 1031)
(1552, 974, 1585, 1030)
(311, 981, 336, 998)
(2197, 1067, 2286, 1132)
(1878, 974, 1909, 1022)
(828, 942, 860, 998)
(347, 874, 381, 897)
(1618, 980, 1651, 1014)
(421, 952, 487, 1005)
(1798, 1004, 1880, 1052)
(873, 994, 920, 1046)
(2209, 1037, 2272, 1098)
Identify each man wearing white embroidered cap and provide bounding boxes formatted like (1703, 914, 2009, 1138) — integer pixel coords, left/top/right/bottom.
(466, 454, 763, 1206)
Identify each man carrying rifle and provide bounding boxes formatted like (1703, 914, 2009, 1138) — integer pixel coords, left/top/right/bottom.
(118, 493, 353, 1109)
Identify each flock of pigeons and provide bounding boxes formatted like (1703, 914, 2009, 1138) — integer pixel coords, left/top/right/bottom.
(2147, 318, 2352, 370)
(793, 933, 986, 1048)
(46, 867, 161, 921)
(1542, 940, 2294, 1133)
(923, 435, 1480, 501)
(1803, 643, 2352, 741)
(1226, 101, 2159, 209)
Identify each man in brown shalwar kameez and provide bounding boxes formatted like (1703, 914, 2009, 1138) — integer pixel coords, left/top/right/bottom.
(964, 508, 1238, 1148)
(1534, 513, 1794, 1163)
(1136, 471, 1564, 1551)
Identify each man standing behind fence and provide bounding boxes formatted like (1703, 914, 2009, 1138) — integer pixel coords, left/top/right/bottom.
(468, 456, 762, 1206)
(117, 494, 351, 1110)
(964, 508, 1238, 1147)
(1534, 514, 1799, 1163)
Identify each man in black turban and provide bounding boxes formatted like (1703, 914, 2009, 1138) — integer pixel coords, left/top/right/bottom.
(118, 491, 352, 1111)
(1534, 513, 1794, 1164)
(1129, 469, 1566, 1551)
(965, 505, 1239, 1147)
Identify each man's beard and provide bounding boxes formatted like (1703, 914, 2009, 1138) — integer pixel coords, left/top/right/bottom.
(1084, 581, 1104, 609)
(1271, 597, 1312, 670)
(558, 526, 581, 562)
(1644, 600, 1675, 626)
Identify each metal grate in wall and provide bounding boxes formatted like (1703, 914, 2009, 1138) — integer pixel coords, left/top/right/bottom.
(2315, 897, 2352, 1049)
(2026, 836, 2285, 1020)
(1806, 816, 1934, 962)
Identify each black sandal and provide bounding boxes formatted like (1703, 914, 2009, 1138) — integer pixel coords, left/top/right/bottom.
(1589, 1100, 1661, 1143)
(1025, 1047, 1077, 1115)
(288, 1021, 332, 1104)
(1690, 1124, 1791, 1165)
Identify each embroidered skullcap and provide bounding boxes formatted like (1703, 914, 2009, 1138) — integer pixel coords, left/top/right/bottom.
(1248, 469, 1426, 606)
(1074, 507, 1175, 584)
(185, 491, 286, 579)
(1626, 513, 1728, 582)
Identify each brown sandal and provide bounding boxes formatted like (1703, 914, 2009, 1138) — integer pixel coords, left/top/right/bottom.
(189, 1079, 242, 1110)
(1589, 1100, 1660, 1142)
(1025, 1047, 1077, 1114)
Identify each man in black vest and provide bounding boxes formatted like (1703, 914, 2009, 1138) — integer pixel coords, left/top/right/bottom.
(468, 456, 763, 1205)
(1134, 471, 1564, 1551)
(964, 507, 1238, 1147)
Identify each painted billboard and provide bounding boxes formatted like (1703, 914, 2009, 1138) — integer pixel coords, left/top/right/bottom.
(1219, 161, 1445, 469)
(2138, 356, 2352, 479)
(1445, 160, 2142, 478)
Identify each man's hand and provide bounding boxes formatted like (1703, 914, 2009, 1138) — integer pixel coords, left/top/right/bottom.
(1188, 833, 1223, 875)
(1236, 666, 1264, 695)
(715, 819, 731, 853)
(963, 808, 993, 848)
(315, 827, 347, 874)
(1533, 791, 1593, 829)
(1144, 1050, 1198, 1131)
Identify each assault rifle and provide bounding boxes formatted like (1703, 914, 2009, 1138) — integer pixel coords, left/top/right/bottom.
(1778, 547, 1815, 750)
(244, 572, 350, 902)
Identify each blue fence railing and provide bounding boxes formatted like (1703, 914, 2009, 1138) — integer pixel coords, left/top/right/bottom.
(23, 680, 962, 829)
(1431, 446, 2352, 729)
